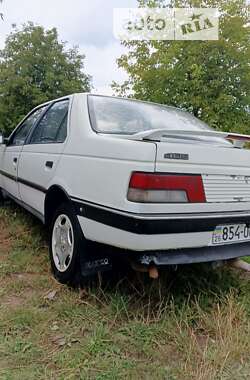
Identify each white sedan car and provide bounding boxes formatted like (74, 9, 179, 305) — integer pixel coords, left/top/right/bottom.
(0, 93, 250, 283)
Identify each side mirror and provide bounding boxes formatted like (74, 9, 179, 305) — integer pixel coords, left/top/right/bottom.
(0, 133, 8, 145)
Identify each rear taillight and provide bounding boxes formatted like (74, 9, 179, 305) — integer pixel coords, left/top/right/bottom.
(128, 172, 206, 203)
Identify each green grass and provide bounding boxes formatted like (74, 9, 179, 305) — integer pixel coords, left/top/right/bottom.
(0, 202, 250, 379)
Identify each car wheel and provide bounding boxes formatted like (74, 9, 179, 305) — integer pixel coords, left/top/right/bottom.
(49, 202, 87, 285)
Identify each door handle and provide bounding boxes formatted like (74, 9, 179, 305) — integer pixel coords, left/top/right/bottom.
(13, 157, 17, 164)
(45, 161, 53, 169)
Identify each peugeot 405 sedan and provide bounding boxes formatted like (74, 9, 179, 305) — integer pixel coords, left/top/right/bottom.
(1, 93, 250, 284)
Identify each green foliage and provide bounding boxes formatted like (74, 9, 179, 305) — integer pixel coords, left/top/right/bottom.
(113, 0, 250, 133)
(0, 23, 91, 134)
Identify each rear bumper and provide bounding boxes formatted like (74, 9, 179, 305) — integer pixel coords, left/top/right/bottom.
(75, 200, 250, 258)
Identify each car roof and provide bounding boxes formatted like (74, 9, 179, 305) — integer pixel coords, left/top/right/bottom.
(35, 92, 193, 117)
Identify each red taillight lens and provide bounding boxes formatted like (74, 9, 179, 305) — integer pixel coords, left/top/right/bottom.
(128, 172, 206, 203)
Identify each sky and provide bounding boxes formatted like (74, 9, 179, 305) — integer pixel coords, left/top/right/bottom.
(0, 0, 138, 95)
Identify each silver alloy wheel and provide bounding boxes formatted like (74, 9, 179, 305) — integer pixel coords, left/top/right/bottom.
(52, 214, 74, 273)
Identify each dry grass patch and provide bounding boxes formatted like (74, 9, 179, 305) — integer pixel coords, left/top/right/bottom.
(0, 202, 250, 379)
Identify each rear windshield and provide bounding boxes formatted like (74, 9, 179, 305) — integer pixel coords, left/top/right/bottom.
(88, 95, 231, 146)
(88, 95, 213, 135)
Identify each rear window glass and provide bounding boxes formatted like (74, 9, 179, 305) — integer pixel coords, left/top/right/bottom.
(88, 95, 230, 146)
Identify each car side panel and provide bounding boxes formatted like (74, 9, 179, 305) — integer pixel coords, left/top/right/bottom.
(18, 144, 65, 214)
(53, 94, 157, 213)
(0, 145, 23, 199)
(57, 138, 155, 210)
(0, 145, 5, 189)
(17, 97, 73, 215)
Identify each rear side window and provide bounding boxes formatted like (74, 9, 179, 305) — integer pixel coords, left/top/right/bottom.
(10, 107, 46, 146)
(30, 100, 69, 144)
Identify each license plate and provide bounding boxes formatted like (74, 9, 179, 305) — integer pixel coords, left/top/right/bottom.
(211, 224, 250, 245)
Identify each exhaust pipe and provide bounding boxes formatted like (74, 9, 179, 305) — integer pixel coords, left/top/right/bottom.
(149, 266, 159, 279)
(228, 258, 250, 272)
(130, 261, 159, 279)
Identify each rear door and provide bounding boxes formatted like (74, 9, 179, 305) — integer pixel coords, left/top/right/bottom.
(18, 99, 69, 215)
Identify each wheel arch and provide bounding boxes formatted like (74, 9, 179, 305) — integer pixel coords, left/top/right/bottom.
(44, 185, 72, 227)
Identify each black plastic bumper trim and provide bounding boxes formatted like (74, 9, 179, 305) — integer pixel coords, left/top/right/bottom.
(73, 199, 250, 235)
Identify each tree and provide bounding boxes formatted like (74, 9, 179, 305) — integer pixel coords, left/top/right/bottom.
(0, 23, 91, 133)
(113, 0, 250, 133)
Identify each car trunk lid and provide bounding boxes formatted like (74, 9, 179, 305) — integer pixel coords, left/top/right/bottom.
(130, 129, 250, 211)
(155, 139, 250, 206)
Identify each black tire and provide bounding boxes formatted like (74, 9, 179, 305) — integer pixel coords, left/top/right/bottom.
(49, 202, 87, 285)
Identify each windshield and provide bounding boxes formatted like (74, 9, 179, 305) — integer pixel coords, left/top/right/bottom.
(88, 95, 230, 145)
